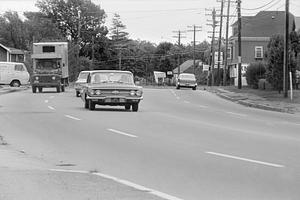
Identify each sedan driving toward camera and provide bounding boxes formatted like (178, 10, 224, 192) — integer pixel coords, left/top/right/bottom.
(176, 73, 197, 90)
(80, 70, 143, 111)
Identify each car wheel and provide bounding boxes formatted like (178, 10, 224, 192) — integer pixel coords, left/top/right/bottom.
(84, 96, 89, 109)
(89, 100, 95, 110)
(176, 86, 180, 90)
(11, 80, 20, 87)
(61, 85, 65, 92)
(32, 86, 37, 93)
(192, 86, 197, 90)
(56, 86, 61, 93)
(76, 91, 80, 97)
(38, 87, 43, 93)
(125, 104, 131, 110)
(132, 103, 138, 112)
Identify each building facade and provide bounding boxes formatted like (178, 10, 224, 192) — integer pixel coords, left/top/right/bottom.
(227, 11, 295, 86)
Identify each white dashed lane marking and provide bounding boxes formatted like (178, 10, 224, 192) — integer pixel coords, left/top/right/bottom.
(48, 106, 55, 110)
(206, 151, 285, 168)
(65, 115, 81, 121)
(226, 111, 247, 117)
(107, 128, 138, 138)
(44, 100, 49, 103)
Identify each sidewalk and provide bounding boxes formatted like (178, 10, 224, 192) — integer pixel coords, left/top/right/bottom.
(201, 86, 300, 114)
(0, 136, 166, 200)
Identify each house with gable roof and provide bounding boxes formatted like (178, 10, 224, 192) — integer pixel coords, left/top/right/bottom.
(227, 11, 295, 86)
(0, 43, 26, 62)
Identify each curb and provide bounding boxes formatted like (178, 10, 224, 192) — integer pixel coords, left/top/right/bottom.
(214, 91, 294, 114)
(237, 100, 293, 114)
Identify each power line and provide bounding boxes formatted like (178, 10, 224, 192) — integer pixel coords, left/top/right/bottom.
(241, 0, 278, 10)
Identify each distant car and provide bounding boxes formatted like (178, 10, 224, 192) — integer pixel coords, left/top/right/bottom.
(176, 73, 197, 90)
(0, 62, 29, 87)
(81, 70, 143, 111)
(74, 71, 90, 97)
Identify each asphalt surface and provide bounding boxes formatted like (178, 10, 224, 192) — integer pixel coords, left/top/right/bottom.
(1, 87, 300, 200)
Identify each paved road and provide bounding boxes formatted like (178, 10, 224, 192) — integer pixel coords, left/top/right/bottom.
(1, 87, 300, 200)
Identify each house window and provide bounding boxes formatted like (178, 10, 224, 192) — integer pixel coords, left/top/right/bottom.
(227, 47, 232, 59)
(255, 46, 263, 59)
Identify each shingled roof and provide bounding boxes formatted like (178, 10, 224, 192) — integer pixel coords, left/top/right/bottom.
(232, 11, 295, 37)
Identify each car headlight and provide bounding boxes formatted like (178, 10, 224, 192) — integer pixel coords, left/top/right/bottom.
(52, 76, 56, 80)
(95, 90, 101, 95)
(136, 90, 143, 96)
(130, 90, 136, 96)
(35, 77, 39, 80)
(88, 88, 95, 95)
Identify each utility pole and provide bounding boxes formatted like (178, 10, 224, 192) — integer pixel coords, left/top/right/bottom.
(206, 8, 218, 86)
(283, 0, 289, 97)
(223, 0, 232, 86)
(187, 25, 202, 75)
(216, 0, 224, 86)
(173, 30, 186, 75)
(237, 0, 242, 89)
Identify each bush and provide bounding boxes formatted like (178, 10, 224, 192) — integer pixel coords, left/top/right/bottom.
(245, 62, 266, 89)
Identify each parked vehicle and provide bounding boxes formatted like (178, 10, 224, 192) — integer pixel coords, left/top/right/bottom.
(31, 42, 69, 93)
(81, 70, 143, 111)
(176, 73, 197, 90)
(0, 62, 29, 87)
(75, 71, 90, 97)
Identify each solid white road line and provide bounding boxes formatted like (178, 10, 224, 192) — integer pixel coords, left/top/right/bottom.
(48, 106, 55, 110)
(197, 105, 208, 108)
(184, 100, 190, 104)
(226, 111, 247, 117)
(48, 169, 183, 200)
(44, 100, 49, 103)
(206, 151, 285, 168)
(107, 128, 138, 138)
(65, 115, 81, 121)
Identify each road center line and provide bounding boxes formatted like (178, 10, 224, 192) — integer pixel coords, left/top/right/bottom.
(49, 169, 183, 200)
(48, 106, 55, 110)
(107, 128, 138, 138)
(226, 111, 247, 117)
(206, 151, 285, 168)
(65, 115, 81, 121)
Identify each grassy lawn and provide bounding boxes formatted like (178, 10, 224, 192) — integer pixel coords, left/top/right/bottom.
(223, 86, 300, 104)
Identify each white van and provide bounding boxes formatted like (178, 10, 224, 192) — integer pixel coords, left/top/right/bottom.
(0, 62, 30, 87)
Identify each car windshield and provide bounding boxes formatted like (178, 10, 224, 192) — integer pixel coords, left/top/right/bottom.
(179, 74, 196, 80)
(36, 59, 60, 70)
(91, 72, 134, 84)
(78, 72, 89, 80)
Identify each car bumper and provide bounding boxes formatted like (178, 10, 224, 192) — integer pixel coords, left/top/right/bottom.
(86, 96, 143, 104)
(178, 84, 197, 88)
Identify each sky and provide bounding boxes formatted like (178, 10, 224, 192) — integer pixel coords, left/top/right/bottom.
(1, 0, 300, 45)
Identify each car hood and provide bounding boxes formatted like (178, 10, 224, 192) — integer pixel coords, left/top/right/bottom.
(88, 83, 141, 90)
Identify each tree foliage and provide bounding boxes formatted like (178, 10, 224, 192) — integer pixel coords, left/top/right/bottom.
(0, 11, 27, 49)
(246, 62, 266, 89)
(36, 0, 107, 43)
